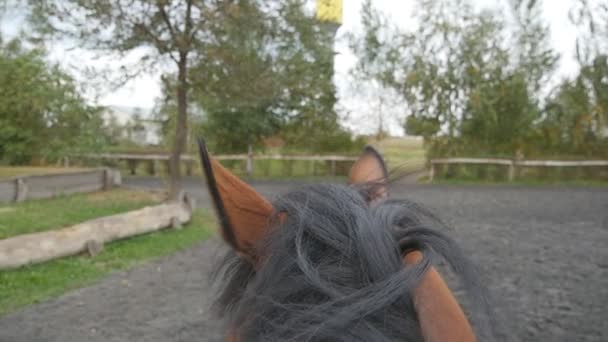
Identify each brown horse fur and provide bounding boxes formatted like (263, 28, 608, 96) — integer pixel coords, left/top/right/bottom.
(198, 138, 496, 341)
(198, 138, 273, 259)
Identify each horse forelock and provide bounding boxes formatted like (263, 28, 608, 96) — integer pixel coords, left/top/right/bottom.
(211, 184, 497, 341)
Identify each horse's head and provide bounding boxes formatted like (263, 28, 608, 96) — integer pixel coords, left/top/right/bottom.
(198, 138, 493, 341)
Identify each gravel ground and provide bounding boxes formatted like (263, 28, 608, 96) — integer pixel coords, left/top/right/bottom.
(0, 178, 606, 342)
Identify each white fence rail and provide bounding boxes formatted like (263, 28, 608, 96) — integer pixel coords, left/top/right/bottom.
(429, 158, 608, 182)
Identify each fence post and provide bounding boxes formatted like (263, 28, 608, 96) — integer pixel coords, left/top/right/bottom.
(429, 162, 435, 183)
(127, 159, 137, 175)
(15, 177, 28, 202)
(246, 144, 254, 177)
(147, 160, 156, 176)
(185, 160, 193, 176)
(103, 169, 113, 191)
(508, 161, 515, 182)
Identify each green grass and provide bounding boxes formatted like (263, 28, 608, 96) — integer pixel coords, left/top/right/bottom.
(0, 189, 165, 239)
(366, 137, 426, 173)
(0, 166, 90, 180)
(0, 190, 216, 316)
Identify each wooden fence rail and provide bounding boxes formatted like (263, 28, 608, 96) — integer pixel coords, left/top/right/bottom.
(429, 158, 608, 182)
(76, 153, 360, 177)
(0, 168, 121, 204)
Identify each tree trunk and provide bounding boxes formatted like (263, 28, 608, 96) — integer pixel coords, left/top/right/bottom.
(169, 53, 189, 199)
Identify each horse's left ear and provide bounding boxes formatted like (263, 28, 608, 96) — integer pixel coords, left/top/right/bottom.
(197, 138, 273, 259)
(348, 145, 389, 203)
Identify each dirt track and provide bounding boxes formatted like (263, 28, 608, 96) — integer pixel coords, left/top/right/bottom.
(0, 178, 606, 342)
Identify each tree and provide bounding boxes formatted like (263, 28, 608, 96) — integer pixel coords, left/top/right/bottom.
(568, 0, 608, 129)
(25, 0, 217, 198)
(191, 0, 282, 153)
(569, 0, 608, 64)
(540, 54, 608, 156)
(188, 0, 350, 153)
(351, 0, 558, 157)
(275, 0, 346, 152)
(510, 0, 559, 95)
(0, 38, 104, 164)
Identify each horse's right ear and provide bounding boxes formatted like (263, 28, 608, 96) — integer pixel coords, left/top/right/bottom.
(197, 138, 274, 259)
(348, 145, 389, 203)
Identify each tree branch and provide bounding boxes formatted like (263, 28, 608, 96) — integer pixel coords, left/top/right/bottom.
(157, 0, 179, 41)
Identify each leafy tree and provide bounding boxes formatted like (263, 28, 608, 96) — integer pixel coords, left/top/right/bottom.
(353, 0, 505, 138)
(540, 55, 608, 156)
(190, 0, 282, 153)
(187, 0, 350, 153)
(0, 38, 104, 164)
(510, 0, 559, 95)
(569, 0, 608, 64)
(462, 73, 539, 154)
(268, 0, 342, 152)
(569, 0, 608, 129)
(25, 0, 220, 197)
(352, 0, 558, 157)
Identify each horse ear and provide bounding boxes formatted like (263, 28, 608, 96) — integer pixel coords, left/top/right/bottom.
(348, 145, 389, 202)
(404, 252, 476, 342)
(197, 138, 273, 257)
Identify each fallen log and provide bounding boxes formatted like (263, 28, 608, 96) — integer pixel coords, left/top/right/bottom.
(0, 192, 196, 270)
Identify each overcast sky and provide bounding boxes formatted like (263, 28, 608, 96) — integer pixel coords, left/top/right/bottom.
(1, 0, 588, 136)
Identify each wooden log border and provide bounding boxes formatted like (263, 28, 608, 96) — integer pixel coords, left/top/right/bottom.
(0, 191, 196, 270)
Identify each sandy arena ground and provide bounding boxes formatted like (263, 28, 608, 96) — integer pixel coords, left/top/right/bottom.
(0, 178, 606, 342)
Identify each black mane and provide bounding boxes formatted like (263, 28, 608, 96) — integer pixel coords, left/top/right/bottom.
(212, 184, 496, 341)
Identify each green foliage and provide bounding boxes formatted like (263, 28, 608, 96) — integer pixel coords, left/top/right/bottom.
(569, 0, 608, 64)
(283, 112, 366, 153)
(23, 0, 241, 194)
(353, 0, 521, 138)
(0, 38, 104, 164)
(186, 0, 351, 154)
(353, 0, 608, 159)
(202, 110, 282, 154)
(538, 55, 608, 157)
(404, 116, 440, 138)
(461, 72, 539, 154)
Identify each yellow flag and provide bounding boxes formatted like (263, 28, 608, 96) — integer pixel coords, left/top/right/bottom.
(316, 0, 343, 24)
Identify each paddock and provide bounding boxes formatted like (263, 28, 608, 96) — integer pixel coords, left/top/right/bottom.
(0, 178, 606, 342)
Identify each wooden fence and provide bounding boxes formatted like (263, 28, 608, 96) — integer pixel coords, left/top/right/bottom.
(429, 158, 608, 182)
(0, 168, 121, 204)
(77, 153, 360, 177)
